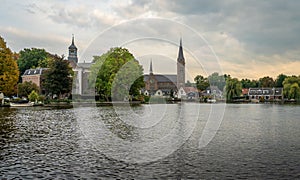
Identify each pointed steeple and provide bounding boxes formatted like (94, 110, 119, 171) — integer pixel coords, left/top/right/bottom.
(149, 59, 153, 75)
(68, 34, 78, 63)
(177, 37, 185, 62)
(71, 34, 75, 45)
(177, 37, 185, 89)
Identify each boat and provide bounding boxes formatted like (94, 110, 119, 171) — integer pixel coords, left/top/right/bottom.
(207, 98, 216, 103)
(10, 100, 34, 107)
(250, 99, 260, 103)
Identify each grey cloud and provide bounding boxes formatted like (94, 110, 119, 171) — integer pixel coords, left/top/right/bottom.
(154, 0, 300, 55)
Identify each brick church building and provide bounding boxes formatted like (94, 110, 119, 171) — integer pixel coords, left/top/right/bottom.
(143, 38, 186, 96)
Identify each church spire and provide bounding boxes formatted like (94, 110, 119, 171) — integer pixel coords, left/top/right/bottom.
(177, 37, 185, 62)
(68, 34, 78, 63)
(72, 34, 75, 45)
(149, 59, 153, 75)
(177, 37, 185, 89)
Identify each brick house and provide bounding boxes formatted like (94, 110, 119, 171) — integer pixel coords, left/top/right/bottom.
(22, 68, 48, 94)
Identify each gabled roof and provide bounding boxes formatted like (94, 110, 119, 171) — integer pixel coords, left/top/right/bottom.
(206, 85, 222, 92)
(144, 74, 177, 83)
(183, 87, 198, 93)
(23, 68, 49, 76)
(248, 88, 283, 96)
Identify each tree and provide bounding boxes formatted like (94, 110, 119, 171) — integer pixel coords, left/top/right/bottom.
(225, 77, 242, 102)
(18, 81, 39, 97)
(17, 48, 48, 78)
(241, 78, 259, 88)
(207, 72, 226, 90)
(258, 76, 275, 87)
(28, 90, 39, 102)
(194, 75, 209, 91)
(0, 36, 19, 96)
(89, 47, 144, 101)
(43, 55, 73, 99)
(283, 76, 300, 100)
(275, 74, 287, 87)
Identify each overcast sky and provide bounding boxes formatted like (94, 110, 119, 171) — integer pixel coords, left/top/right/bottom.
(1, 0, 300, 81)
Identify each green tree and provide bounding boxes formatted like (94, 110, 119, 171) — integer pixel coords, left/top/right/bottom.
(208, 72, 226, 90)
(17, 48, 48, 78)
(283, 76, 300, 100)
(43, 55, 73, 99)
(194, 75, 209, 91)
(225, 77, 242, 102)
(0, 36, 19, 96)
(259, 76, 275, 87)
(241, 78, 259, 88)
(89, 47, 144, 101)
(28, 90, 39, 102)
(18, 81, 39, 97)
(275, 74, 287, 87)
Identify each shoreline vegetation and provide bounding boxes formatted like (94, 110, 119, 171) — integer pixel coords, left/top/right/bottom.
(1, 98, 299, 108)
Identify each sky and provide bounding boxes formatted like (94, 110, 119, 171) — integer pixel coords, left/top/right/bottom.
(1, 0, 300, 81)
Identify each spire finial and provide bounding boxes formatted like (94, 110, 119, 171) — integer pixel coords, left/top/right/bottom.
(180, 37, 182, 47)
(150, 59, 153, 74)
(72, 34, 74, 45)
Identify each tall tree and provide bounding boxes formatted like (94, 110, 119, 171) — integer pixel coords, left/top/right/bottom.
(283, 76, 300, 100)
(89, 47, 144, 101)
(0, 36, 19, 96)
(275, 74, 287, 87)
(17, 48, 48, 78)
(208, 72, 226, 90)
(194, 75, 209, 91)
(43, 55, 73, 98)
(225, 77, 242, 102)
(259, 76, 275, 87)
(241, 78, 259, 88)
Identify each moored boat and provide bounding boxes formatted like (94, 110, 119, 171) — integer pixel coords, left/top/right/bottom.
(10, 100, 34, 107)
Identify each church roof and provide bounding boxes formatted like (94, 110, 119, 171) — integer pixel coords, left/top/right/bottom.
(144, 74, 177, 83)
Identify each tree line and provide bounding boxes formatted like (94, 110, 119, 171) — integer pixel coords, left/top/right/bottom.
(1, 34, 299, 103)
(0, 35, 143, 102)
(0, 36, 72, 100)
(194, 72, 300, 102)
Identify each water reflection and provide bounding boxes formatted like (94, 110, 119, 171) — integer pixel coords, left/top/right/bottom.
(0, 104, 299, 179)
(0, 108, 17, 149)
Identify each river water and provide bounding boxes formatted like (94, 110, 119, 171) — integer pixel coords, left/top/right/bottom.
(0, 103, 299, 179)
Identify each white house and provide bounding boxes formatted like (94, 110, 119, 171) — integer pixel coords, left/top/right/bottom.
(177, 87, 199, 100)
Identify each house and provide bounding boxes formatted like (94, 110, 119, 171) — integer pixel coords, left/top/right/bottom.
(248, 88, 283, 101)
(202, 86, 223, 99)
(22, 68, 48, 94)
(242, 88, 249, 96)
(177, 87, 199, 100)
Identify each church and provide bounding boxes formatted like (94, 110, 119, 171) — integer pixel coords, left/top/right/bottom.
(67, 36, 192, 99)
(67, 35, 93, 96)
(143, 38, 186, 97)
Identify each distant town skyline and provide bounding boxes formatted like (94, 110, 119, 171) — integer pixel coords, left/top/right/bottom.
(1, 0, 300, 80)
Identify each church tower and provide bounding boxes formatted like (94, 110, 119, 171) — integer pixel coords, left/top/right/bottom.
(68, 34, 78, 63)
(177, 38, 185, 88)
